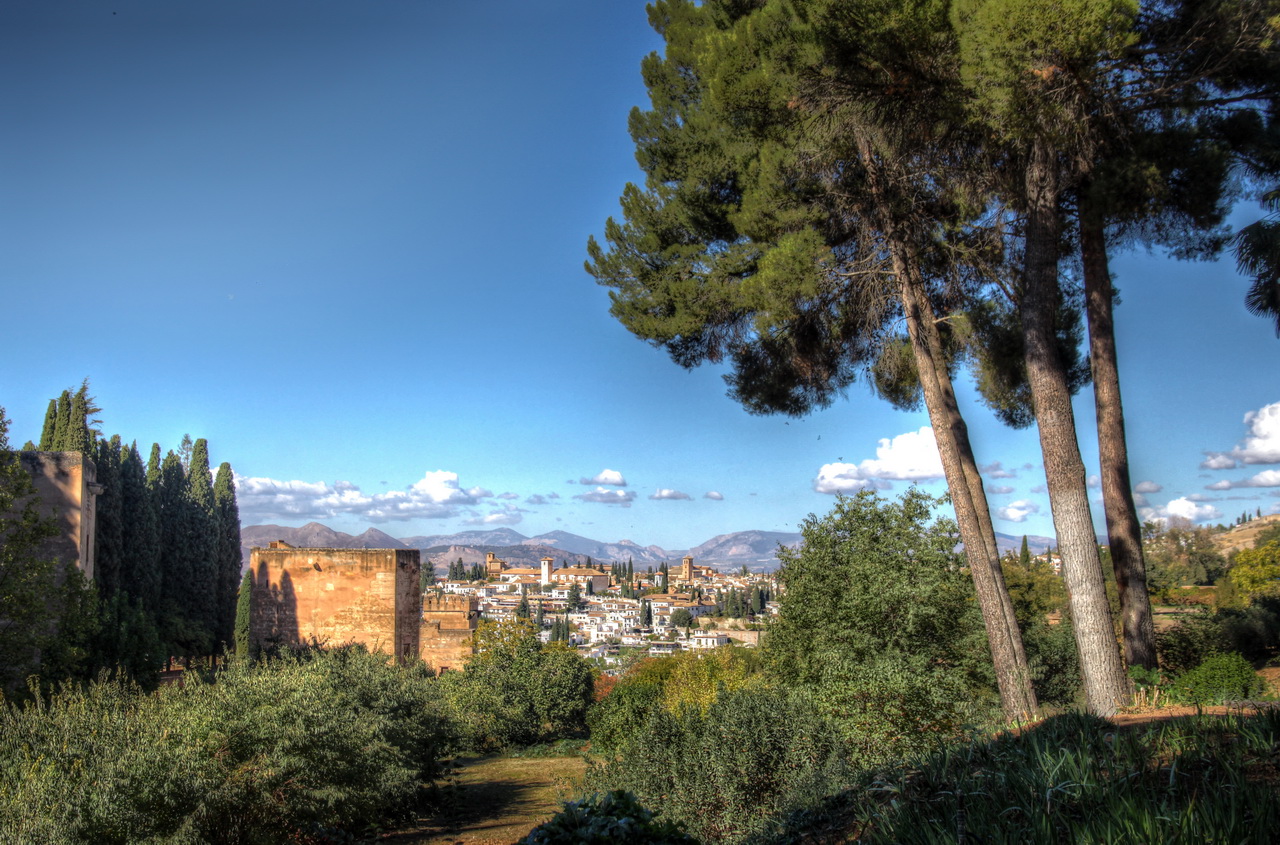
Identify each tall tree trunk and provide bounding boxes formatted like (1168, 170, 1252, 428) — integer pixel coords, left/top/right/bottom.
(1021, 141, 1130, 715)
(898, 268, 1039, 720)
(859, 139, 1038, 720)
(1080, 207, 1158, 671)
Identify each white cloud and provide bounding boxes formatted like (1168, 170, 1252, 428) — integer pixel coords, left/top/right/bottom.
(981, 461, 1017, 479)
(1203, 401, 1280, 469)
(1030, 484, 1048, 494)
(235, 469, 490, 523)
(573, 487, 637, 507)
(1205, 469, 1280, 490)
(1133, 493, 1148, 507)
(650, 488, 692, 501)
(1087, 475, 1101, 489)
(1140, 496, 1224, 525)
(998, 500, 1040, 523)
(704, 491, 724, 500)
(1134, 481, 1162, 494)
(814, 427, 944, 494)
(496, 491, 520, 500)
(579, 468, 627, 486)
(986, 484, 1015, 495)
(1186, 493, 1219, 502)
(464, 504, 527, 526)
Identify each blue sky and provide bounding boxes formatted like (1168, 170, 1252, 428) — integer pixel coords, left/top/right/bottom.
(2, 1, 1277, 551)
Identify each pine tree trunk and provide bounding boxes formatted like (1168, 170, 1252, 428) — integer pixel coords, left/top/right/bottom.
(1021, 141, 1129, 715)
(859, 139, 1037, 720)
(1080, 211, 1158, 671)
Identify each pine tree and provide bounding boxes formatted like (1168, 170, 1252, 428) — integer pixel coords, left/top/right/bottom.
(213, 461, 242, 650)
(234, 569, 253, 661)
(38, 400, 57, 450)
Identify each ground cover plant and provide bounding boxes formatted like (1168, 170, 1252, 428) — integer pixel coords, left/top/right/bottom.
(764, 710, 1280, 844)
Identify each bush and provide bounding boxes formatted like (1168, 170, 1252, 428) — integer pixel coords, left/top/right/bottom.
(442, 621, 594, 751)
(520, 791, 695, 845)
(0, 647, 456, 843)
(586, 685, 850, 844)
(1170, 653, 1265, 706)
(1023, 618, 1082, 707)
(1157, 600, 1280, 674)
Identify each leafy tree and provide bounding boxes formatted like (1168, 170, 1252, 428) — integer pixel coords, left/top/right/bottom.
(669, 607, 693, 632)
(568, 582, 582, 611)
(1230, 540, 1280, 603)
(442, 620, 593, 750)
(0, 407, 61, 692)
(766, 490, 994, 757)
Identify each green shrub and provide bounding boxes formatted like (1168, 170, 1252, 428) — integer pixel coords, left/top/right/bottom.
(1170, 652, 1265, 705)
(1023, 617, 1082, 706)
(0, 647, 456, 844)
(441, 621, 594, 752)
(520, 791, 696, 844)
(586, 685, 850, 844)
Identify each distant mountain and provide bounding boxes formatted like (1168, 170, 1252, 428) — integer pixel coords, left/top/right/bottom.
(423, 543, 593, 574)
(689, 530, 803, 569)
(239, 522, 408, 568)
(529, 530, 671, 564)
(993, 533, 1063, 556)
(240, 520, 1092, 573)
(399, 527, 529, 549)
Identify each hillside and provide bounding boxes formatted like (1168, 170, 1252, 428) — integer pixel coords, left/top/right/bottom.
(1212, 513, 1280, 555)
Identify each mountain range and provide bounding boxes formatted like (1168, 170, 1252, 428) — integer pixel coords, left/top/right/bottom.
(240, 522, 1059, 573)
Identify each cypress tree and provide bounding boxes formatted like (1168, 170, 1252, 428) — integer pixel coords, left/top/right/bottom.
(120, 443, 161, 611)
(52, 390, 71, 449)
(146, 444, 162, 491)
(213, 461, 242, 651)
(1019, 536, 1032, 568)
(65, 388, 90, 454)
(640, 599, 652, 627)
(157, 450, 191, 657)
(93, 435, 124, 600)
(185, 439, 219, 652)
(234, 569, 253, 661)
(38, 400, 57, 450)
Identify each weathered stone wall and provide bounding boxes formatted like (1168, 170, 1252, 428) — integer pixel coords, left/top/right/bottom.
(16, 451, 98, 579)
(420, 594, 478, 672)
(249, 545, 421, 663)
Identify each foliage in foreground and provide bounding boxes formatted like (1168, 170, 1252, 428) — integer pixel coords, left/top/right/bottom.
(765, 711, 1280, 845)
(0, 647, 455, 844)
(520, 790, 696, 845)
(766, 490, 997, 760)
(587, 685, 852, 844)
(440, 619, 595, 752)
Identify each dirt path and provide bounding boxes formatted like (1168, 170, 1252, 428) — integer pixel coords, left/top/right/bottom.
(382, 755, 588, 845)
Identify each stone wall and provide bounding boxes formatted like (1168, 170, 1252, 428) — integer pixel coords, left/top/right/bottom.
(249, 544, 421, 663)
(420, 594, 478, 672)
(16, 451, 98, 579)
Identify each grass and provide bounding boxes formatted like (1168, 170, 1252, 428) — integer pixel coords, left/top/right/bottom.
(382, 753, 588, 845)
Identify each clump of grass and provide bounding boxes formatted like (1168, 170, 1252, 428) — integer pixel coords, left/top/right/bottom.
(765, 710, 1280, 844)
